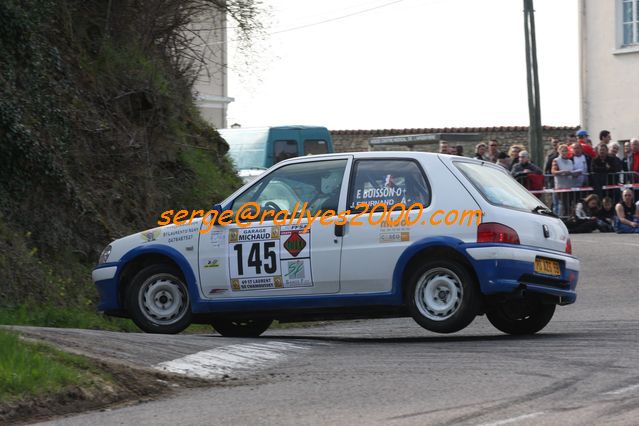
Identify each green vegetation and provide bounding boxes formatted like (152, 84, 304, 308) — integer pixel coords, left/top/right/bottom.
(0, 0, 251, 328)
(0, 330, 104, 401)
(0, 306, 139, 332)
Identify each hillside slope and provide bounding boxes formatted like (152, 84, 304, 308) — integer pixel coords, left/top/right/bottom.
(0, 0, 241, 312)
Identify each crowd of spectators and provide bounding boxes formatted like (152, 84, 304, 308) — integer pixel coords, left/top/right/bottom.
(438, 131, 639, 234)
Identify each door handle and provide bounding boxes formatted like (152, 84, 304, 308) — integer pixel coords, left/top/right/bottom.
(334, 224, 344, 237)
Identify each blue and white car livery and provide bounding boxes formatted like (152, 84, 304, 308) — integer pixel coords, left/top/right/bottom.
(93, 152, 579, 336)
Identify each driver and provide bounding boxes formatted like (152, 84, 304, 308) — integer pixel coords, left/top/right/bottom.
(309, 170, 342, 212)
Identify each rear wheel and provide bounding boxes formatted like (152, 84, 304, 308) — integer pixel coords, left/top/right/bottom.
(127, 264, 192, 334)
(486, 299, 555, 335)
(212, 319, 273, 337)
(407, 260, 480, 334)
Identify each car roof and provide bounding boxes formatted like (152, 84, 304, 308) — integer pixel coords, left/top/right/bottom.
(274, 151, 487, 163)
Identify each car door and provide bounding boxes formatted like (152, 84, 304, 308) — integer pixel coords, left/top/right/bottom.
(338, 158, 433, 294)
(198, 156, 352, 299)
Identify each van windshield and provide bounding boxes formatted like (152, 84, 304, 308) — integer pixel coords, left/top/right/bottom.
(454, 161, 547, 212)
(219, 129, 269, 170)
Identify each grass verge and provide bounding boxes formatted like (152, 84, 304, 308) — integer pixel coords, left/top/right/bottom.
(0, 330, 105, 402)
(0, 305, 139, 332)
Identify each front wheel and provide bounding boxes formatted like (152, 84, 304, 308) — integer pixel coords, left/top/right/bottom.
(486, 299, 556, 335)
(407, 260, 480, 334)
(126, 264, 192, 334)
(212, 319, 273, 337)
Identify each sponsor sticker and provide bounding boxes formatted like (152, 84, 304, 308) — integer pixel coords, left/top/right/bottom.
(204, 258, 220, 268)
(228, 224, 313, 291)
(140, 229, 161, 242)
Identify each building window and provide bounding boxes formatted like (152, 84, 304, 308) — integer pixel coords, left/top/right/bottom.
(622, 0, 639, 46)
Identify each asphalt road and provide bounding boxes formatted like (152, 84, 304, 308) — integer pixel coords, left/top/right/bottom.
(17, 233, 639, 425)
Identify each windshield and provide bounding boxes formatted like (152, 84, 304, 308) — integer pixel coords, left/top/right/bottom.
(454, 161, 548, 212)
(219, 129, 268, 170)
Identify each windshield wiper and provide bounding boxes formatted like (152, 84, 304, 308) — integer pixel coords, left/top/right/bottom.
(532, 205, 557, 217)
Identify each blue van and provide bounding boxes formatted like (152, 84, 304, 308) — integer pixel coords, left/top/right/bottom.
(219, 126, 335, 182)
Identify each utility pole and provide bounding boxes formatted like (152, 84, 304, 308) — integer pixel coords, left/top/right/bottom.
(523, 0, 544, 167)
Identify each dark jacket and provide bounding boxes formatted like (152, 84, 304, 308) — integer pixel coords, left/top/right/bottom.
(544, 151, 559, 174)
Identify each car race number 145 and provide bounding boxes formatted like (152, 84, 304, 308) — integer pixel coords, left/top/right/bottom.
(228, 225, 313, 291)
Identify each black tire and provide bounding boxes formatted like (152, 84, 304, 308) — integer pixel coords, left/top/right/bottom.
(212, 319, 273, 337)
(407, 260, 480, 334)
(486, 299, 556, 335)
(126, 264, 192, 334)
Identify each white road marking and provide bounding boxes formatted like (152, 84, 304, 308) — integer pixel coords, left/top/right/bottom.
(154, 341, 310, 379)
(477, 412, 545, 426)
(604, 383, 639, 395)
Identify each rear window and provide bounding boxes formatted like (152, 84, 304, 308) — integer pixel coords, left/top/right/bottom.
(304, 140, 329, 155)
(454, 161, 545, 212)
(274, 140, 299, 164)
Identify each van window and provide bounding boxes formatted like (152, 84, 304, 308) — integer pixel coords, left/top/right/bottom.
(274, 140, 299, 164)
(219, 128, 268, 170)
(304, 140, 329, 155)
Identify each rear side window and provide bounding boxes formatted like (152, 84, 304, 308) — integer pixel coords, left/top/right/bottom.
(304, 139, 328, 155)
(348, 160, 430, 210)
(274, 140, 299, 164)
(455, 161, 544, 211)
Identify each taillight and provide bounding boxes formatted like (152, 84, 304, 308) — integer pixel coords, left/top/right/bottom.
(477, 223, 520, 244)
(565, 238, 572, 254)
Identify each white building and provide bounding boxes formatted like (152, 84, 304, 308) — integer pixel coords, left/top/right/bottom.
(579, 0, 639, 142)
(191, 10, 234, 129)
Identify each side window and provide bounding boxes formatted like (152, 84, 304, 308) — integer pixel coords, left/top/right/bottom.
(232, 159, 348, 216)
(273, 140, 299, 164)
(304, 139, 328, 155)
(348, 160, 430, 210)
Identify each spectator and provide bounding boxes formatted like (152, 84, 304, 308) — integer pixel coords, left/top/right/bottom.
(571, 129, 597, 158)
(574, 194, 613, 233)
(507, 144, 525, 170)
(624, 141, 631, 158)
(511, 151, 543, 190)
(496, 151, 510, 169)
(544, 137, 560, 174)
(571, 142, 591, 187)
(511, 151, 542, 177)
(609, 143, 625, 169)
(600, 130, 611, 146)
(625, 138, 639, 176)
(486, 140, 502, 162)
(551, 144, 575, 216)
(474, 143, 488, 161)
(455, 145, 464, 156)
(591, 144, 618, 198)
(439, 141, 450, 154)
(615, 189, 639, 233)
(598, 196, 616, 228)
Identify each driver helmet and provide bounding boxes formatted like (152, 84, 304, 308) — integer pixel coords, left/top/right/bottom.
(321, 170, 342, 194)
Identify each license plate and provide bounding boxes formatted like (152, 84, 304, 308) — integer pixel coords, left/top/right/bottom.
(534, 257, 561, 276)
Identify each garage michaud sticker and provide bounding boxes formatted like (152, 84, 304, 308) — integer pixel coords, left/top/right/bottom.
(228, 225, 312, 291)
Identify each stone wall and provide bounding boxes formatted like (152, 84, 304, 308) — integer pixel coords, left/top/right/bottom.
(330, 126, 578, 156)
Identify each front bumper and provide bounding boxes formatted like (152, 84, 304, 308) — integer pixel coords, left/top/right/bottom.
(465, 245, 579, 304)
(92, 264, 121, 312)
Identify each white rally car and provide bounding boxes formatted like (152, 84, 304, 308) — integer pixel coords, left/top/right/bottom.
(93, 152, 579, 336)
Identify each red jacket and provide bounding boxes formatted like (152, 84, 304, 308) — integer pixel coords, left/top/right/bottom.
(568, 140, 596, 158)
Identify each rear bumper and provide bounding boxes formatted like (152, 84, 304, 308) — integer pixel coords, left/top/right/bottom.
(465, 245, 579, 304)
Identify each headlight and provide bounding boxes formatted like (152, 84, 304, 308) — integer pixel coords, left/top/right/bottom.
(99, 245, 112, 264)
